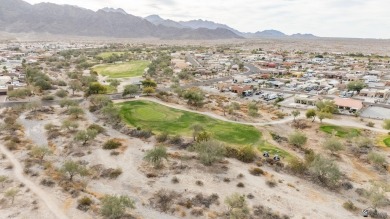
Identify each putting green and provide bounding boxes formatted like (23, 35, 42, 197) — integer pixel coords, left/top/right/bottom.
(97, 52, 126, 59)
(383, 137, 390, 147)
(258, 142, 294, 161)
(92, 60, 150, 78)
(119, 100, 262, 146)
(319, 125, 360, 138)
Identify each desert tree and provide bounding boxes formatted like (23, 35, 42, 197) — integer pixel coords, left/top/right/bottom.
(308, 155, 341, 188)
(144, 146, 168, 169)
(306, 109, 316, 122)
(68, 80, 82, 96)
(183, 87, 205, 108)
(142, 86, 155, 96)
(291, 110, 300, 121)
(74, 129, 98, 145)
(60, 160, 89, 181)
(30, 146, 52, 164)
(5, 188, 19, 204)
(122, 84, 139, 97)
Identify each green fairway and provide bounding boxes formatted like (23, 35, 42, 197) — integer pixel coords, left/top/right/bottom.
(92, 60, 150, 78)
(383, 137, 390, 147)
(118, 101, 262, 146)
(97, 52, 126, 59)
(258, 142, 294, 161)
(319, 125, 360, 138)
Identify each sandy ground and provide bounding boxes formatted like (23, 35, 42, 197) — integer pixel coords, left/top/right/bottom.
(0, 99, 388, 219)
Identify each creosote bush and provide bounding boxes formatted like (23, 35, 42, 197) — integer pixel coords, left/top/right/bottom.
(103, 139, 122, 150)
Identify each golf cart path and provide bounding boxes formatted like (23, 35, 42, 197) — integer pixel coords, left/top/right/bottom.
(115, 97, 388, 133)
(0, 144, 69, 219)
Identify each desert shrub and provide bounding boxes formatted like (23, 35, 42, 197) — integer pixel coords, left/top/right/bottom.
(169, 135, 183, 145)
(288, 132, 307, 148)
(195, 180, 204, 186)
(156, 132, 169, 143)
(8, 88, 32, 99)
(323, 137, 344, 155)
(41, 95, 55, 101)
(249, 167, 264, 176)
(189, 140, 226, 166)
(366, 122, 375, 127)
(144, 146, 168, 168)
(57, 80, 67, 86)
(149, 190, 178, 212)
(171, 176, 179, 184)
(266, 179, 277, 188)
(343, 200, 358, 212)
(100, 195, 135, 219)
(88, 124, 105, 134)
(108, 168, 122, 179)
(226, 145, 256, 163)
(74, 129, 98, 145)
(191, 193, 219, 208)
(270, 132, 288, 143)
(225, 193, 250, 219)
(223, 178, 231, 183)
(383, 119, 390, 130)
(308, 155, 341, 188)
(103, 139, 122, 150)
(287, 158, 307, 175)
(253, 205, 290, 219)
(368, 152, 386, 169)
(55, 89, 68, 98)
(77, 196, 93, 211)
(236, 182, 245, 188)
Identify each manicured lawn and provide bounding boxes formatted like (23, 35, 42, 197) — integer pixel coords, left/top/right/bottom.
(383, 137, 390, 147)
(118, 101, 262, 146)
(258, 142, 294, 161)
(97, 52, 125, 59)
(92, 60, 150, 78)
(319, 125, 360, 138)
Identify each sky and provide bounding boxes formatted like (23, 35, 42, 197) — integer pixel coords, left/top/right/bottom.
(23, 0, 390, 39)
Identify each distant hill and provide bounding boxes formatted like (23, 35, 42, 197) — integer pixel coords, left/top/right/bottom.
(144, 15, 317, 39)
(100, 7, 128, 15)
(290, 33, 317, 38)
(0, 0, 242, 40)
(145, 15, 185, 29)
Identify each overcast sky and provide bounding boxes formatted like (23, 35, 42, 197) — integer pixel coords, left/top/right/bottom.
(24, 0, 390, 39)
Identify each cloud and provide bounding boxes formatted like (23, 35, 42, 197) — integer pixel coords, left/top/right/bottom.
(23, 0, 390, 38)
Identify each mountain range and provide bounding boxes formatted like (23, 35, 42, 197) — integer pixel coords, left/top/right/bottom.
(0, 0, 316, 40)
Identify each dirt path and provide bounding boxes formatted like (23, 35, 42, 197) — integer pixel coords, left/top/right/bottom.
(115, 97, 389, 133)
(0, 144, 69, 219)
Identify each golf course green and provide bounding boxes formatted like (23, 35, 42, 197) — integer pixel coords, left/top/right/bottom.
(383, 137, 390, 147)
(119, 100, 262, 146)
(319, 125, 360, 138)
(97, 52, 126, 59)
(92, 60, 150, 78)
